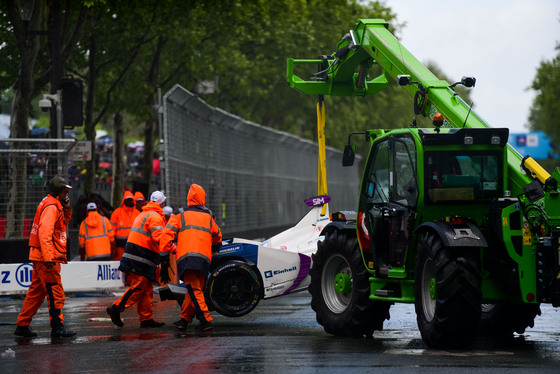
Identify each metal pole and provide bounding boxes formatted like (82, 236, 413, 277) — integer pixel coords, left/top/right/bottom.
(157, 87, 165, 193)
(56, 90, 63, 174)
(50, 0, 61, 139)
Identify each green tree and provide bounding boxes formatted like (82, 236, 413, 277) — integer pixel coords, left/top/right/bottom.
(1, 0, 473, 229)
(528, 45, 560, 151)
(67, 1, 165, 204)
(1, 0, 87, 237)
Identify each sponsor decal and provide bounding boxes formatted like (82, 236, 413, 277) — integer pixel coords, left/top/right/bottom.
(218, 244, 243, 254)
(304, 195, 331, 207)
(16, 263, 33, 288)
(97, 264, 121, 281)
(264, 266, 297, 279)
(266, 285, 285, 292)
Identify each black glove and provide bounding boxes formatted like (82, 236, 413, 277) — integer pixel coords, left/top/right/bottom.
(212, 243, 222, 254)
(160, 262, 171, 284)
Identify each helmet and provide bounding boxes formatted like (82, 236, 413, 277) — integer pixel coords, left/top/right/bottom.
(150, 191, 166, 204)
(87, 202, 97, 210)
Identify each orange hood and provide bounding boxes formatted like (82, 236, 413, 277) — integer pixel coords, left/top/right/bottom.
(121, 190, 134, 206)
(85, 210, 103, 228)
(187, 184, 206, 207)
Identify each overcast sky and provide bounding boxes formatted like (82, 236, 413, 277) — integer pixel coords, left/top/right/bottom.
(385, 0, 560, 134)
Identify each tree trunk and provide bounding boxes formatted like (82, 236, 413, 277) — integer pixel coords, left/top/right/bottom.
(141, 36, 167, 191)
(84, 29, 97, 194)
(6, 93, 30, 238)
(111, 111, 125, 208)
(5, 1, 42, 238)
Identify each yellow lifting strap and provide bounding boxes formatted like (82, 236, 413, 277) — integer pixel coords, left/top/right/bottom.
(317, 97, 328, 216)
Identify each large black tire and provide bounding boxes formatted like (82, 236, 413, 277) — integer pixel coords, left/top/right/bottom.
(205, 260, 262, 318)
(415, 232, 482, 348)
(479, 303, 541, 337)
(309, 230, 391, 337)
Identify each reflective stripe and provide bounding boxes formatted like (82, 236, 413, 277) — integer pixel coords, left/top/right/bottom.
(165, 223, 179, 233)
(150, 225, 164, 234)
(121, 252, 158, 268)
(115, 226, 132, 231)
(178, 224, 211, 234)
(88, 254, 112, 260)
(130, 212, 158, 238)
(177, 251, 210, 264)
(84, 218, 108, 240)
(178, 207, 212, 235)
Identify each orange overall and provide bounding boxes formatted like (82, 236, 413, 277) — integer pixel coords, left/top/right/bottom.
(79, 210, 115, 261)
(112, 201, 167, 322)
(17, 194, 72, 329)
(110, 191, 139, 260)
(160, 184, 222, 323)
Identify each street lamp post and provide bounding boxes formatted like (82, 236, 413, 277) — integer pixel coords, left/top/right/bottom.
(49, 0, 62, 140)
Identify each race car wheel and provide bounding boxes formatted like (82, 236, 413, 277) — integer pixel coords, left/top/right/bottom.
(309, 229, 391, 337)
(479, 303, 541, 337)
(205, 260, 262, 318)
(415, 232, 481, 348)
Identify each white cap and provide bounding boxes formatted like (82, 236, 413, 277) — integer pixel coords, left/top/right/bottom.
(163, 206, 173, 215)
(150, 190, 166, 204)
(87, 202, 97, 210)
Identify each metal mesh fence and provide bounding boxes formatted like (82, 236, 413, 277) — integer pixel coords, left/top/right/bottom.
(0, 139, 74, 238)
(162, 85, 360, 236)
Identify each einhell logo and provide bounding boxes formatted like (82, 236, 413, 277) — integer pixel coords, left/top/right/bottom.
(16, 263, 33, 288)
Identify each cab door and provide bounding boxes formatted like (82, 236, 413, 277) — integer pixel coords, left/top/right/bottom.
(358, 135, 417, 274)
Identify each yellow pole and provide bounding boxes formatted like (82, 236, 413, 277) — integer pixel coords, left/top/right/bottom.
(317, 96, 328, 216)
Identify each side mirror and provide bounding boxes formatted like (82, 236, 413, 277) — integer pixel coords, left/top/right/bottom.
(342, 144, 356, 167)
(461, 76, 476, 88)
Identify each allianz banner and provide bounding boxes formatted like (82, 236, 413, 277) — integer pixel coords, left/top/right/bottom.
(0, 261, 125, 295)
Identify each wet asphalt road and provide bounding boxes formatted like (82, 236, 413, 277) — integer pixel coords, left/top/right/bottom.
(1, 290, 560, 373)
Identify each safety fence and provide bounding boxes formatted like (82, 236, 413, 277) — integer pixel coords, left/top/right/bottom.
(0, 139, 75, 238)
(162, 85, 360, 237)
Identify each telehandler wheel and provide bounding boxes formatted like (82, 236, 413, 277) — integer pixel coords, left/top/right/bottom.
(205, 260, 262, 318)
(309, 230, 391, 337)
(479, 303, 541, 337)
(415, 232, 481, 348)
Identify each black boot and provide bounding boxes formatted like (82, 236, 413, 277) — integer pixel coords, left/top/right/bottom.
(195, 320, 213, 332)
(14, 325, 37, 338)
(106, 305, 124, 327)
(140, 319, 165, 328)
(173, 318, 189, 331)
(51, 325, 76, 338)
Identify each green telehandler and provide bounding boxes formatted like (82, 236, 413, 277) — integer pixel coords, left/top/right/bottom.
(287, 19, 560, 348)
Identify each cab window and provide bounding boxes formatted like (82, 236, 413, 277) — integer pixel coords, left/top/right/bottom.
(364, 135, 417, 207)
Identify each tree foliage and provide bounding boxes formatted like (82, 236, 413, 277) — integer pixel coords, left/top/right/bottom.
(528, 44, 560, 151)
(0, 0, 474, 209)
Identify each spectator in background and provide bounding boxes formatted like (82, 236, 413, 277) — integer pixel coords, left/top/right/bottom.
(134, 191, 146, 212)
(110, 191, 139, 261)
(79, 202, 115, 261)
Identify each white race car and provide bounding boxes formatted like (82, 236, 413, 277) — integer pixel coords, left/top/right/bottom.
(159, 197, 330, 317)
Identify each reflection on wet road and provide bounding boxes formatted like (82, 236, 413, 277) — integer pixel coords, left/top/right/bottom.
(1, 291, 560, 372)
